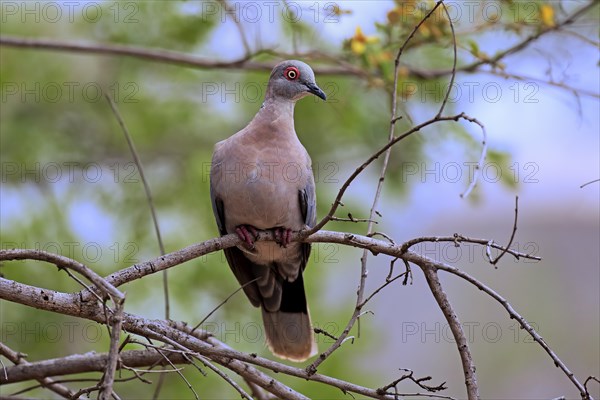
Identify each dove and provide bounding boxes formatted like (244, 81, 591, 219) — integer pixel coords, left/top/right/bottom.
(210, 60, 326, 361)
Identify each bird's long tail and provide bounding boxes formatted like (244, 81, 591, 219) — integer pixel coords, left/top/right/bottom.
(261, 273, 316, 362)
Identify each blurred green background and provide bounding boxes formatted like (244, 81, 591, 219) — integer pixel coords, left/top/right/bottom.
(1, 1, 598, 399)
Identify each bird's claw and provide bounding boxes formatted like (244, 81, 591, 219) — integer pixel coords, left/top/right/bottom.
(274, 227, 293, 248)
(236, 225, 258, 249)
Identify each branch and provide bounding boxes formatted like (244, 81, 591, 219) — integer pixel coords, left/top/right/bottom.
(0, 342, 78, 398)
(0, 349, 188, 385)
(0, 229, 587, 397)
(400, 233, 541, 262)
(0, 35, 359, 77)
(0, 249, 126, 400)
(400, 251, 590, 399)
(421, 267, 479, 399)
(305, 112, 487, 235)
(0, 249, 123, 301)
(431, 1, 598, 76)
(490, 196, 519, 265)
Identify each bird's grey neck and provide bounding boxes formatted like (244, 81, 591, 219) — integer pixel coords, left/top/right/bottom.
(257, 96, 296, 128)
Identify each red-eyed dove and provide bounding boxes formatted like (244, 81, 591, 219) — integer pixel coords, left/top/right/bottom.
(210, 60, 326, 362)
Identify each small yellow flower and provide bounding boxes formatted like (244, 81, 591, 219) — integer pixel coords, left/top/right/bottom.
(540, 4, 555, 27)
(350, 26, 379, 55)
(351, 39, 367, 55)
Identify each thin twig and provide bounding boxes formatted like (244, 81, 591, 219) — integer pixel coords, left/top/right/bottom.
(450, 1, 597, 75)
(192, 278, 259, 332)
(400, 233, 541, 262)
(490, 196, 519, 266)
(305, 112, 488, 236)
(104, 94, 169, 319)
(580, 178, 600, 188)
(313, 327, 339, 342)
(330, 215, 378, 224)
(154, 348, 199, 400)
(436, 1, 457, 119)
(459, 116, 487, 198)
(377, 368, 446, 394)
(194, 356, 254, 400)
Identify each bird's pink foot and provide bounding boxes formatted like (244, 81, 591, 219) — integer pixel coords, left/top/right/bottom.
(236, 225, 258, 249)
(274, 227, 293, 248)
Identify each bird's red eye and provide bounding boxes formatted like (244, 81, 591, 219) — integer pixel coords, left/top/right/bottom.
(284, 66, 300, 81)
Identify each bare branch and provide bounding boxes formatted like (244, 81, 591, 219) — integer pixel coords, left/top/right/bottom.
(378, 368, 446, 394)
(436, 1, 458, 119)
(401, 251, 590, 398)
(1, 227, 588, 397)
(0, 249, 123, 302)
(421, 266, 479, 399)
(305, 112, 488, 235)
(452, 1, 598, 75)
(0, 349, 188, 384)
(0, 342, 77, 399)
(400, 233, 541, 262)
(0, 35, 358, 76)
(98, 298, 125, 400)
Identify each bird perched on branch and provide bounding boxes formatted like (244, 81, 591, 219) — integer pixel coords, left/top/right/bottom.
(210, 60, 326, 361)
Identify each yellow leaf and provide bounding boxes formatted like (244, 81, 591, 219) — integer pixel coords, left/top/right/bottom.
(540, 4, 555, 27)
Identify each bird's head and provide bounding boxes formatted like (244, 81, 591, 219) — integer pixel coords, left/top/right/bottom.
(266, 60, 327, 102)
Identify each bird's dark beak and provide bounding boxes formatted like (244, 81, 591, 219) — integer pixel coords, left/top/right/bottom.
(306, 82, 327, 101)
